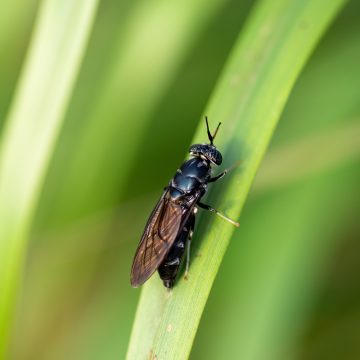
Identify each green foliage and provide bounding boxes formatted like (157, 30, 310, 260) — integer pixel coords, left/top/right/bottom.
(126, 0, 348, 359)
(0, 0, 99, 356)
(0, 0, 359, 359)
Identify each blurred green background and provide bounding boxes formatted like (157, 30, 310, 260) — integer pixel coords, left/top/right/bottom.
(1, 0, 360, 359)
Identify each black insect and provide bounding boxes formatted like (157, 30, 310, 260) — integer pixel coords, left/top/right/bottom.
(131, 117, 239, 290)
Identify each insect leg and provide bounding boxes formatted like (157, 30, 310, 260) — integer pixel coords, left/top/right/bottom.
(183, 238, 191, 281)
(207, 160, 242, 183)
(184, 215, 195, 281)
(207, 171, 226, 183)
(197, 202, 239, 226)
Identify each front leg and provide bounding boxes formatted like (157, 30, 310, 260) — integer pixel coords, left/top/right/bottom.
(207, 171, 226, 183)
(208, 160, 242, 183)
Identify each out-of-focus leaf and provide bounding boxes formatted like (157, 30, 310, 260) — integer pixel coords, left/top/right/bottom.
(34, 0, 234, 231)
(0, 0, 40, 127)
(0, 0, 99, 356)
(191, 159, 360, 360)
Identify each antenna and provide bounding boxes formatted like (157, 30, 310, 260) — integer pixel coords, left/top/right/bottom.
(205, 116, 213, 144)
(212, 122, 221, 141)
(205, 117, 221, 145)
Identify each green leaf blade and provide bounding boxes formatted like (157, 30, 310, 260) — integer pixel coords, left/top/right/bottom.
(0, 0, 99, 357)
(126, 0, 348, 359)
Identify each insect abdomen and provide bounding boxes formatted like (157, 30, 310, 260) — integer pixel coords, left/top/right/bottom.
(158, 229, 187, 288)
(158, 215, 194, 289)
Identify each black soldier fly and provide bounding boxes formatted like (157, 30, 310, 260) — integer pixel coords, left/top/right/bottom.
(131, 117, 239, 290)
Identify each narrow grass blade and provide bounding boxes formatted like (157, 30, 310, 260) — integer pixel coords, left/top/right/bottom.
(126, 0, 347, 359)
(0, 0, 99, 356)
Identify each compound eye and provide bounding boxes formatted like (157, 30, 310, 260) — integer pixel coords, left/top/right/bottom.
(216, 151, 222, 165)
(206, 149, 222, 165)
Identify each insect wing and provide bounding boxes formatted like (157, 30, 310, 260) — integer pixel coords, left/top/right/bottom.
(131, 189, 184, 288)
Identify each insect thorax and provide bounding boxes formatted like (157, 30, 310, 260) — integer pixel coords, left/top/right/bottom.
(169, 157, 211, 201)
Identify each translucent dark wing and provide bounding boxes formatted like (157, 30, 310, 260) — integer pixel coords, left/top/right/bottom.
(131, 188, 185, 288)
